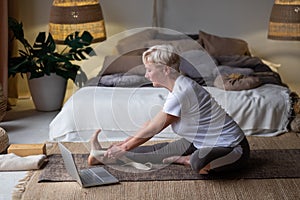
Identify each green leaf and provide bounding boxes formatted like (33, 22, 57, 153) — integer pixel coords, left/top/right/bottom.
(8, 17, 24, 40)
(80, 31, 93, 45)
(64, 31, 93, 49)
(8, 17, 32, 53)
(33, 32, 56, 56)
(8, 17, 92, 86)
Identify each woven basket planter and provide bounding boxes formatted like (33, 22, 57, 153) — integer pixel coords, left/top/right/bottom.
(0, 127, 9, 153)
(0, 84, 7, 122)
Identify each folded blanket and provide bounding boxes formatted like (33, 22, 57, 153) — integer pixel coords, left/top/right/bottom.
(0, 153, 46, 171)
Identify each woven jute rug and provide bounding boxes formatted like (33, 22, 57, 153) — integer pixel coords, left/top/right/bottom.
(12, 133, 300, 200)
(38, 148, 300, 182)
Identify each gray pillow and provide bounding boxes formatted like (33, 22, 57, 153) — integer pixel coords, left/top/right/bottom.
(99, 73, 151, 87)
(180, 50, 218, 83)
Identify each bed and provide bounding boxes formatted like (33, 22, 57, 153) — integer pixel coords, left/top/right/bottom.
(49, 28, 293, 142)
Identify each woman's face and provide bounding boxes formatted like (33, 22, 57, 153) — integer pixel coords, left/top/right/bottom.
(144, 63, 166, 87)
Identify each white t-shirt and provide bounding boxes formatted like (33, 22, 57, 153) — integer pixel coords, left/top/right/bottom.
(163, 75, 244, 148)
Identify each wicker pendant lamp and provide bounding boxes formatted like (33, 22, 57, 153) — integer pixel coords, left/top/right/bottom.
(49, 0, 106, 44)
(268, 0, 300, 41)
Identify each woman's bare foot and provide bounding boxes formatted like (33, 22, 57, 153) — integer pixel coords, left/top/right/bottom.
(88, 129, 103, 165)
(88, 129, 118, 165)
(91, 129, 102, 150)
(163, 155, 210, 174)
(199, 163, 210, 175)
(88, 155, 102, 165)
(162, 155, 191, 166)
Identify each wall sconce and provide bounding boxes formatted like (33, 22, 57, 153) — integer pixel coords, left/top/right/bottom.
(268, 0, 300, 41)
(49, 0, 106, 44)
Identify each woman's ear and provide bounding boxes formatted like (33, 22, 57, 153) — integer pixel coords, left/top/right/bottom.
(163, 66, 170, 75)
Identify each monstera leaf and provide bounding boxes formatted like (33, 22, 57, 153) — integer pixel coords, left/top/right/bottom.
(64, 31, 96, 61)
(8, 17, 96, 86)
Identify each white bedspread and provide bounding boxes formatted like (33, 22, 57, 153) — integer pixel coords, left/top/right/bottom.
(49, 84, 291, 142)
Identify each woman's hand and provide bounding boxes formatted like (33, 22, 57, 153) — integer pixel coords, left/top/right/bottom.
(105, 143, 127, 159)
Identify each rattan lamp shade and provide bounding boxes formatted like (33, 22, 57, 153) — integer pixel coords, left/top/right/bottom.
(49, 0, 106, 44)
(268, 0, 300, 41)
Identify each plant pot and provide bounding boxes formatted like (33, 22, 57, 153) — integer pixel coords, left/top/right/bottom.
(27, 73, 67, 111)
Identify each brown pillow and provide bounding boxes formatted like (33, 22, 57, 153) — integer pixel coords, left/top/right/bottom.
(100, 55, 145, 76)
(214, 73, 261, 91)
(116, 29, 158, 55)
(198, 30, 251, 56)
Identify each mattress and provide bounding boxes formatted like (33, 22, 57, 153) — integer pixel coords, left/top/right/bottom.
(49, 84, 291, 142)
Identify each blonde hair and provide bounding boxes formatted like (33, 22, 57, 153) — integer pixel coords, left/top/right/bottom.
(142, 44, 180, 72)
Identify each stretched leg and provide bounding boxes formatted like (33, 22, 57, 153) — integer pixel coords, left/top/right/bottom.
(125, 138, 196, 164)
(164, 137, 250, 174)
(162, 155, 211, 175)
(88, 129, 116, 165)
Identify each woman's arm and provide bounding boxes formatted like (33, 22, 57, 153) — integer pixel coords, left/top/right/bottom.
(105, 110, 178, 158)
(124, 110, 178, 150)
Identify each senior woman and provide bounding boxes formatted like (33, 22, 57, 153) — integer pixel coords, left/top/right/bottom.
(88, 45, 250, 174)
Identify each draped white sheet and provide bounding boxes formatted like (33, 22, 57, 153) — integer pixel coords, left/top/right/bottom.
(49, 84, 291, 142)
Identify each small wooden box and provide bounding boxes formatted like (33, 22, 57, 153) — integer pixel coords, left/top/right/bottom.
(7, 143, 46, 157)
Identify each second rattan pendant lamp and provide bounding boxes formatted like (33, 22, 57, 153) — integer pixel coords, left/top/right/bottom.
(49, 0, 106, 44)
(268, 0, 300, 41)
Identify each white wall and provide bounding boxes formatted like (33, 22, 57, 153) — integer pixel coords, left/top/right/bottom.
(9, 0, 300, 91)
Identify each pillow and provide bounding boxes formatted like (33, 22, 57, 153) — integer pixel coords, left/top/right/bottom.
(116, 29, 158, 55)
(213, 65, 254, 77)
(180, 50, 218, 78)
(252, 71, 285, 86)
(154, 32, 199, 41)
(154, 32, 189, 40)
(214, 73, 262, 91)
(100, 55, 145, 76)
(98, 73, 151, 88)
(213, 55, 272, 72)
(198, 30, 251, 56)
(145, 39, 202, 53)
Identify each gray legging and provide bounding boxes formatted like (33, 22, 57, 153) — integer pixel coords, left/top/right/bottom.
(125, 137, 250, 173)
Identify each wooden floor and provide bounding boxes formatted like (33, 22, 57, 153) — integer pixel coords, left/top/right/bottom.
(13, 132, 300, 200)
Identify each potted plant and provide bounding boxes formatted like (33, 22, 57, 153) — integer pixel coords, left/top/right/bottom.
(8, 17, 95, 111)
